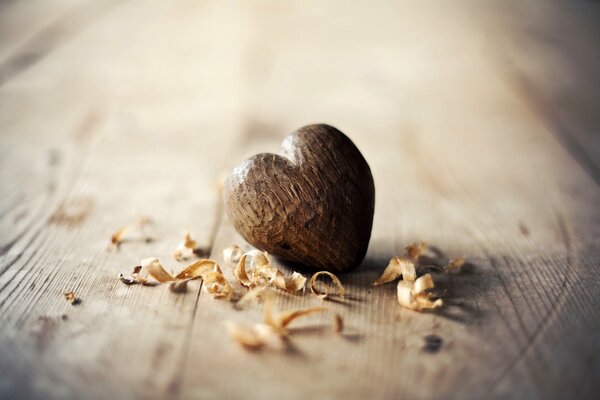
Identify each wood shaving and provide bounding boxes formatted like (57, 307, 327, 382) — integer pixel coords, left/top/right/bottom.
(227, 290, 328, 349)
(309, 271, 345, 299)
(109, 215, 152, 250)
(223, 245, 242, 266)
(63, 290, 80, 305)
(202, 270, 233, 299)
(173, 230, 198, 261)
(268, 306, 328, 335)
(272, 271, 307, 292)
(405, 241, 427, 261)
(373, 244, 468, 312)
(175, 259, 222, 280)
(444, 256, 465, 274)
(263, 291, 327, 334)
(110, 226, 131, 248)
(234, 250, 306, 293)
(142, 257, 175, 283)
(397, 274, 443, 312)
(118, 265, 154, 285)
(119, 258, 231, 299)
(224, 321, 277, 350)
(234, 250, 268, 287)
(372, 257, 416, 286)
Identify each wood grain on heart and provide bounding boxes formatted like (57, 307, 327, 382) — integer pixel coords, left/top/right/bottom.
(223, 124, 375, 272)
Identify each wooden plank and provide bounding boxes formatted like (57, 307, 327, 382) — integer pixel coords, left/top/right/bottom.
(179, 1, 600, 399)
(0, 0, 247, 398)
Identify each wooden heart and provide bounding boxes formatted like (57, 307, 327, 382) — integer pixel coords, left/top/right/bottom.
(223, 124, 375, 272)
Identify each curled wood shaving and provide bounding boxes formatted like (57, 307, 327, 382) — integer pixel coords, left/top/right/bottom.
(235, 250, 306, 292)
(175, 259, 221, 280)
(397, 273, 443, 312)
(173, 230, 198, 261)
(263, 291, 327, 335)
(109, 215, 152, 249)
(405, 241, 427, 260)
(119, 258, 231, 299)
(223, 245, 242, 266)
(203, 270, 233, 299)
(235, 250, 267, 287)
(142, 257, 174, 283)
(444, 256, 465, 274)
(268, 306, 328, 335)
(227, 289, 328, 349)
(372, 257, 416, 286)
(272, 271, 307, 292)
(309, 271, 345, 299)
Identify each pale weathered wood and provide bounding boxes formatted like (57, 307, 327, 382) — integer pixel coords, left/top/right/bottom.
(0, 0, 247, 398)
(180, 1, 600, 399)
(1, 0, 599, 399)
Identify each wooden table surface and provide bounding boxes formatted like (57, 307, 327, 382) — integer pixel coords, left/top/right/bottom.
(1, 1, 599, 399)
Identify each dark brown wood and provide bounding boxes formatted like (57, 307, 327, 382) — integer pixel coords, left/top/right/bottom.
(223, 124, 375, 272)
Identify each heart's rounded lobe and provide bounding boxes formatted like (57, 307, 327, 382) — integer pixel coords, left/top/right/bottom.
(223, 124, 375, 272)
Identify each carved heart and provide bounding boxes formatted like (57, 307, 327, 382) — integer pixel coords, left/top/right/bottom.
(223, 124, 375, 272)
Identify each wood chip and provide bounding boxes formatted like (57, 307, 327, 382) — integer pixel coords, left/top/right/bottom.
(444, 256, 465, 274)
(108, 215, 152, 250)
(310, 271, 345, 299)
(63, 290, 80, 305)
(405, 241, 427, 261)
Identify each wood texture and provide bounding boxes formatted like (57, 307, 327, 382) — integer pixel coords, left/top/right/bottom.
(224, 124, 375, 272)
(1, 1, 599, 399)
